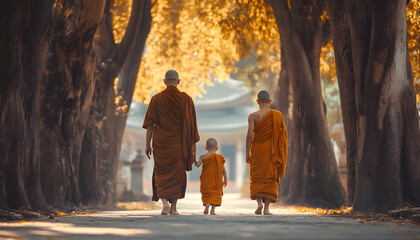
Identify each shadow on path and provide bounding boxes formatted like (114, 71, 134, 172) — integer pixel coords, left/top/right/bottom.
(0, 193, 419, 240)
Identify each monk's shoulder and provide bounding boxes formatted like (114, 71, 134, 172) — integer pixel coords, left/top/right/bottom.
(150, 92, 162, 103)
(183, 92, 194, 102)
(271, 109, 284, 119)
(248, 111, 259, 120)
(177, 92, 194, 104)
(200, 153, 208, 160)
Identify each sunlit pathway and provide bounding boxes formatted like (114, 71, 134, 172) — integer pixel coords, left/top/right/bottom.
(1, 193, 419, 240)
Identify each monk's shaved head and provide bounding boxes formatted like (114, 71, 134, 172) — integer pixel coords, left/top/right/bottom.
(257, 90, 270, 103)
(206, 138, 218, 150)
(164, 69, 179, 84)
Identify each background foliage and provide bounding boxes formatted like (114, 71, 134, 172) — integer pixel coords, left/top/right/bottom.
(113, 0, 419, 105)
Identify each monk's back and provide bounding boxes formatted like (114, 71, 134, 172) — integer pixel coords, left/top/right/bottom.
(142, 70, 200, 213)
(252, 108, 270, 129)
(246, 90, 288, 213)
(152, 87, 185, 133)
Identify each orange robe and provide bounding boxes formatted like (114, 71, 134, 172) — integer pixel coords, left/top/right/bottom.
(200, 153, 225, 206)
(250, 110, 288, 203)
(142, 86, 200, 201)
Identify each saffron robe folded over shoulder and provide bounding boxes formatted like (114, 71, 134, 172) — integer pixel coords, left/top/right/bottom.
(200, 153, 225, 206)
(142, 86, 200, 201)
(250, 110, 288, 203)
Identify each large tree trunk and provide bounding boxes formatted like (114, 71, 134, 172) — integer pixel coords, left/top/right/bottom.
(39, 0, 106, 208)
(327, 0, 420, 212)
(325, 0, 358, 207)
(1, 0, 106, 213)
(269, 0, 345, 208)
(0, 0, 54, 213)
(115, 0, 152, 161)
(275, 45, 293, 200)
(275, 46, 291, 126)
(79, 0, 152, 206)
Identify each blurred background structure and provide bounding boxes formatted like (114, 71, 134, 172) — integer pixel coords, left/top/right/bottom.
(118, 78, 256, 198)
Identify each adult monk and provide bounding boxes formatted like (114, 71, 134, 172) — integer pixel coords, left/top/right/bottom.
(246, 90, 288, 215)
(143, 70, 200, 215)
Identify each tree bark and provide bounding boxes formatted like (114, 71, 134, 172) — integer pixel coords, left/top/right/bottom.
(0, 0, 54, 212)
(324, 0, 357, 206)
(79, 0, 152, 205)
(275, 46, 291, 126)
(269, 0, 345, 208)
(1, 0, 108, 212)
(275, 45, 293, 200)
(326, 0, 420, 212)
(39, 0, 106, 208)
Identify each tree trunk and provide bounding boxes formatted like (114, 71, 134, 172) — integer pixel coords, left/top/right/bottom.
(275, 45, 293, 200)
(79, 0, 152, 205)
(327, 0, 420, 212)
(275, 46, 291, 126)
(0, 0, 54, 212)
(110, 1, 152, 203)
(39, 0, 106, 208)
(325, 0, 358, 206)
(269, 0, 345, 208)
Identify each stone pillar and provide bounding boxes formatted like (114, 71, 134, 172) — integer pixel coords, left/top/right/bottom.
(116, 160, 128, 197)
(235, 139, 244, 189)
(130, 151, 145, 195)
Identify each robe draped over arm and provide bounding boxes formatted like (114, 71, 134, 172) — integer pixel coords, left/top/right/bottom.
(182, 94, 200, 171)
(272, 111, 288, 178)
(142, 96, 157, 129)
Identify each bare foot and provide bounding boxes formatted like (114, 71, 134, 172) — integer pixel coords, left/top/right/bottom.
(170, 210, 179, 215)
(263, 210, 273, 215)
(161, 203, 170, 215)
(210, 211, 216, 215)
(204, 204, 210, 215)
(255, 206, 263, 215)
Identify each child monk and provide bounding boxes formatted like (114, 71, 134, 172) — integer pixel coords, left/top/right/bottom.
(194, 138, 228, 215)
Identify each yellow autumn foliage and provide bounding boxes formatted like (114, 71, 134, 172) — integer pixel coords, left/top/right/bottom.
(407, 0, 420, 102)
(320, 40, 336, 82)
(133, 0, 240, 103)
(111, 0, 419, 103)
(116, 201, 158, 211)
(57, 212, 68, 217)
(218, 0, 281, 89)
(131, 0, 283, 103)
(112, 0, 132, 44)
(297, 206, 353, 215)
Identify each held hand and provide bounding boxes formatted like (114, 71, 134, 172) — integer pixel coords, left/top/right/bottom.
(145, 145, 152, 159)
(223, 179, 227, 187)
(246, 154, 250, 164)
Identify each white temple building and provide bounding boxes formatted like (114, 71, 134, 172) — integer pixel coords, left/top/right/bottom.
(119, 78, 256, 196)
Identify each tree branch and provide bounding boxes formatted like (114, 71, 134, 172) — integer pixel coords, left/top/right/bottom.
(110, 0, 145, 71)
(268, 0, 313, 87)
(98, 0, 146, 83)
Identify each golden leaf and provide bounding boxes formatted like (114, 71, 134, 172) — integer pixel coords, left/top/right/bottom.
(57, 212, 68, 217)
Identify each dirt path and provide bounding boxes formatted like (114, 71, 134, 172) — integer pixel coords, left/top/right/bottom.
(1, 193, 419, 239)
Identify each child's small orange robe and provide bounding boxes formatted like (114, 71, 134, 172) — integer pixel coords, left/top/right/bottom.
(250, 110, 288, 203)
(200, 153, 225, 206)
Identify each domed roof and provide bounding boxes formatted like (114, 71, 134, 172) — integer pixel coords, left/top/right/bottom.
(194, 78, 253, 110)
